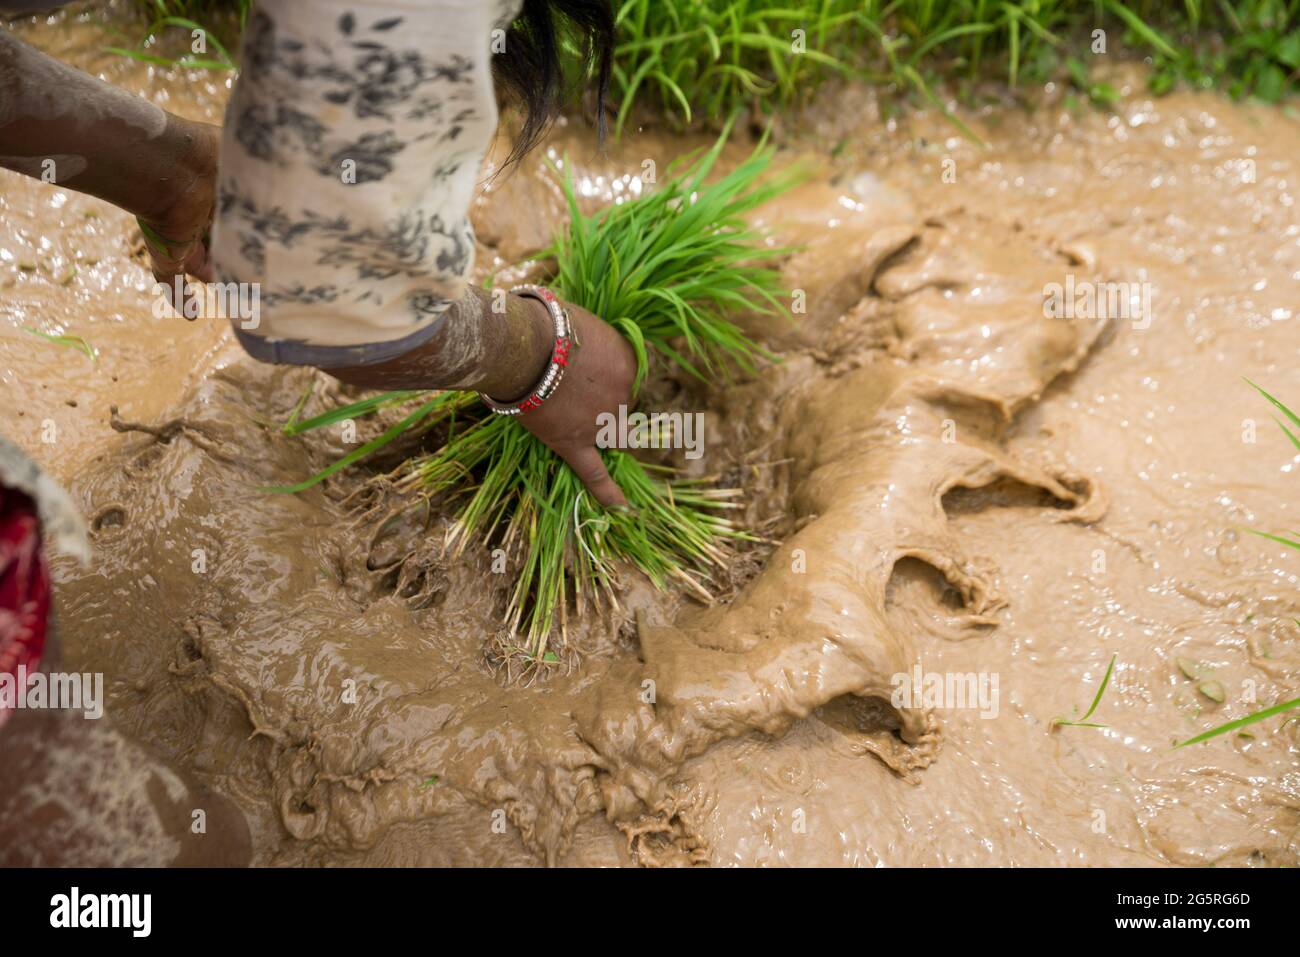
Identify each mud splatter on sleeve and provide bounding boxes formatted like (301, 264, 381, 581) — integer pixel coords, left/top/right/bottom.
(212, 0, 522, 349)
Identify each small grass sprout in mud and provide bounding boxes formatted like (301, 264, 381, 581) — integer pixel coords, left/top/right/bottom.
(1169, 381, 1300, 748)
(1051, 653, 1117, 730)
(1245, 378, 1300, 459)
(1174, 694, 1300, 748)
(277, 127, 799, 664)
(23, 326, 96, 363)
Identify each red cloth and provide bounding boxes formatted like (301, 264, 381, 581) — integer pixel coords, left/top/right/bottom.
(0, 484, 49, 728)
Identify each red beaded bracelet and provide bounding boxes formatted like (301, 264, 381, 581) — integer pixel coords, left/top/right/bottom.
(478, 285, 573, 416)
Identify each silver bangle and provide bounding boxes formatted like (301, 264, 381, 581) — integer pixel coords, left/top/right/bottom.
(478, 284, 572, 416)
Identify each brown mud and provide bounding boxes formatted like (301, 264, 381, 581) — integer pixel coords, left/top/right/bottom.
(2, 8, 1299, 865)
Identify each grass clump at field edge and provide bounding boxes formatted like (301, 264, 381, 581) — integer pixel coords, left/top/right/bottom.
(609, 0, 1300, 129)
(114, 1, 1300, 125)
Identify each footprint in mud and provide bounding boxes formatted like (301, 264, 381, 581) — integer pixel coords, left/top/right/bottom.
(90, 504, 127, 537)
(817, 690, 907, 738)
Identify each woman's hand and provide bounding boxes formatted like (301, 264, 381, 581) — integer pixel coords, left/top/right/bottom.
(137, 119, 221, 306)
(516, 301, 634, 508)
(0, 31, 220, 297)
(329, 293, 636, 508)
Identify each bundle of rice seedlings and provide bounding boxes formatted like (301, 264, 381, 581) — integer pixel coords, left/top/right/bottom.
(278, 127, 798, 663)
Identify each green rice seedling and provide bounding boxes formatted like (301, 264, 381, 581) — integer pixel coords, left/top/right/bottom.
(1174, 694, 1300, 748)
(1246, 379, 1300, 454)
(281, 125, 799, 662)
(1243, 380, 1300, 553)
(1051, 653, 1117, 729)
(264, 393, 447, 495)
(23, 326, 96, 362)
(135, 219, 184, 257)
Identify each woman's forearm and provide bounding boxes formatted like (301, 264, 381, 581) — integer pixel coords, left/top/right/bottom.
(0, 28, 209, 222)
(328, 287, 554, 400)
(0, 27, 552, 399)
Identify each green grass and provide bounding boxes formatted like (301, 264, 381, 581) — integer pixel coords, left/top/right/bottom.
(112, 1, 1300, 127)
(278, 126, 798, 663)
(106, 2, 245, 71)
(608, 0, 860, 135)
(1246, 378, 1300, 456)
(1175, 694, 1300, 747)
(609, 0, 1300, 127)
(1141, 0, 1300, 101)
(129, 0, 249, 14)
(23, 326, 96, 362)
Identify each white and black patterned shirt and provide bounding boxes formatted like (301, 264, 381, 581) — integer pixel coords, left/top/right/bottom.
(212, 0, 521, 354)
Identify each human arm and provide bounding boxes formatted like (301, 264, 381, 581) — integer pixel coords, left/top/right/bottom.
(213, 1, 630, 504)
(0, 26, 218, 288)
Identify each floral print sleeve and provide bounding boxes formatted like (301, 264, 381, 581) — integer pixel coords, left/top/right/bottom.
(212, 0, 521, 357)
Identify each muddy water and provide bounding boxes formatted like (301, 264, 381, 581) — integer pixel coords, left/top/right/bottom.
(3, 8, 1299, 866)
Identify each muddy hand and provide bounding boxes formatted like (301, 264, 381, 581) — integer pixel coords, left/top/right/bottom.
(138, 119, 220, 313)
(517, 301, 635, 508)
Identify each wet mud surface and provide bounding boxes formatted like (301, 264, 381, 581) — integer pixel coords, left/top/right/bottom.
(3, 9, 1298, 865)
